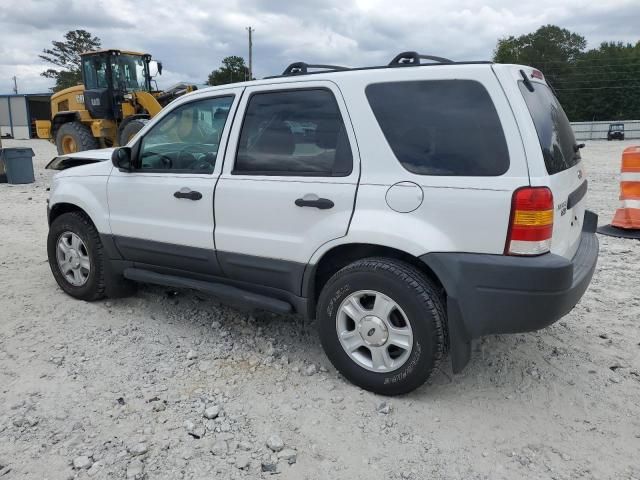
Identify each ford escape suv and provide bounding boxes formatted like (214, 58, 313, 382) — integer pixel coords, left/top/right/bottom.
(46, 52, 599, 395)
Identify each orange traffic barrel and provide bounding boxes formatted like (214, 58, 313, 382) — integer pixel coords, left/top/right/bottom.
(598, 146, 640, 239)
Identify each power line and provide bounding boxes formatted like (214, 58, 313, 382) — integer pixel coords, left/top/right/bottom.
(548, 78, 640, 84)
(541, 64, 640, 72)
(545, 72, 640, 78)
(554, 85, 640, 91)
(535, 58, 640, 65)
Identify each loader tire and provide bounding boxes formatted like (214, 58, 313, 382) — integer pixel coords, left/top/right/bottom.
(119, 119, 148, 146)
(56, 121, 99, 155)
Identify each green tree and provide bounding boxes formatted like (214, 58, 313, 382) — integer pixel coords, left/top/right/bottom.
(493, 25, 640, 121)
(206, 56, 250, 86)
(493, 25, 586, 68)
(562, 41, 640, 121)
(40, 30, 102, 92)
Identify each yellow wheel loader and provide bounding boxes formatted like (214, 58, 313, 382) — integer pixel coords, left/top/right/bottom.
(36, 49, 196, 154)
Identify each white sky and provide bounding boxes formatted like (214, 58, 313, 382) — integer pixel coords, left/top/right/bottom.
(0, 0, 638, 93)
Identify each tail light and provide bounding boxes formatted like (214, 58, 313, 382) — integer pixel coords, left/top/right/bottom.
(505, 187, 554, 256)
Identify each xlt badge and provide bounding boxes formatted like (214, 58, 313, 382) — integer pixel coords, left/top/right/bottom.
(557, 200, 567, 216)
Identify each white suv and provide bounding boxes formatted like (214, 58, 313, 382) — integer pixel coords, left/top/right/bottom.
(46, 52, 599, 395)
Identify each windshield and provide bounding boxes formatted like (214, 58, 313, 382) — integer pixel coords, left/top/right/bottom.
(519, 82, 580, 175)
(82, 53, 151, 92)
(111, 54, 150, 92)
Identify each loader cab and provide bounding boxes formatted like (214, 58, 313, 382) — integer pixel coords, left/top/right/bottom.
(81, 50, 153, 120)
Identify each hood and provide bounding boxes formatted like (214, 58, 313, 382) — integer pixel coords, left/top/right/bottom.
(53, 156, 114, 178)
(46, 148, 115, 171)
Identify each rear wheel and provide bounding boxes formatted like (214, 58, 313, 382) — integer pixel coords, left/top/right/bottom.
(55, 122, 98, 154)
(317, 258, 446, 395)
(119, 119, 148, 146)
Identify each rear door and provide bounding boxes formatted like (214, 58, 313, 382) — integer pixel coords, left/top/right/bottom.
(214, 81, 360, 294)
(495, 66, 586, 259)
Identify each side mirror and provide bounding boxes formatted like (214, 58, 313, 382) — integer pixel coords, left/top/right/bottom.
(112, 147, 133, 171)
(157, 61, 163, 75)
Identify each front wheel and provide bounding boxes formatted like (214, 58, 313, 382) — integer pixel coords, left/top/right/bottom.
(317, 258, 446, 395)
(47, 212, 106, 301)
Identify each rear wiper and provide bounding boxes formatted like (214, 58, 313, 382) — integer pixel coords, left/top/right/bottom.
(573, 143, 585, 152)
(519, 70, 534, 92)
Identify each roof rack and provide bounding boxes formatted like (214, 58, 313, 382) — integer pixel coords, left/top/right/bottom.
(388, 51, 453, 66)
(265, 52, 488, 79)
(281, 62, 351, 76)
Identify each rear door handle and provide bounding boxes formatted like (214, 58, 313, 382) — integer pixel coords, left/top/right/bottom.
(174, 188, 202, 201)
(295, 196, 334, 209)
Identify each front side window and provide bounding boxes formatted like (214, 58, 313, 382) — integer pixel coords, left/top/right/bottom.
(137, 96, 234, 173)
(366, 80, 509, 176)
(234, 89, 353, 176)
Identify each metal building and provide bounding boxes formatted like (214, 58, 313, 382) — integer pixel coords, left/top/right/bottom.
(0, 94, 51, 140)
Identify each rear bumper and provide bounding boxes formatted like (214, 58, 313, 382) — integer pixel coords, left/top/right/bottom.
(421, 210, 599, 369)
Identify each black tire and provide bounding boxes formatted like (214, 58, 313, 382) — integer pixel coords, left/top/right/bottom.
(317, 258, 446, 395)
(55, 121, 99, 155)
(47, 212, 106, 301)
(119, 119, 148, 146)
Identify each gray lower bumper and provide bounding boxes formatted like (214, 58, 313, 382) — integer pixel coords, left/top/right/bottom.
(420, 210, 599, 372)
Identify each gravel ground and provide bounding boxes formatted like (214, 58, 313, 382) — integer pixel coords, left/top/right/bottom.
(0, 138, 639, 480)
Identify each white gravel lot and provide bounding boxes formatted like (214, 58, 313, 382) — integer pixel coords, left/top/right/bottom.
(0, 138, 639, 480)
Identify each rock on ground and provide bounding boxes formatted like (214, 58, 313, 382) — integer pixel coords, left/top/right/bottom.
(266, 434, 285, 452)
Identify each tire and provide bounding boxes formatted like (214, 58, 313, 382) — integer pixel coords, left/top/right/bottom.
(317, 258, 446, 395)
(55, 121, 99, 155)
(47, 212, 106, 301)
(119, 119, 148, 146)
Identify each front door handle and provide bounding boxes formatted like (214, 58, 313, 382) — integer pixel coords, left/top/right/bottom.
(174, 188, 202, 201)
(295, 196, 334, 209)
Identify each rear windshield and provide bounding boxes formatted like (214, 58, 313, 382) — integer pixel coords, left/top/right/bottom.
(366, 80, 509, 176)
(519, 82, 580, 175)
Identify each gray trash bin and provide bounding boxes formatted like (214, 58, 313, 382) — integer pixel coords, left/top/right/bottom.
(0, 148, 35, 184)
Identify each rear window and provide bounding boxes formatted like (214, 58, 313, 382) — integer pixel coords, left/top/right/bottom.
(365, 80, 509, 176)
(518, 82, 580, 175)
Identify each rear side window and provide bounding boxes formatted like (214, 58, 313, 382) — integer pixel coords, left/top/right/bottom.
(366, 80, 509, 176)
(234, 89, 352, 176)
(518, 82, 580, 175)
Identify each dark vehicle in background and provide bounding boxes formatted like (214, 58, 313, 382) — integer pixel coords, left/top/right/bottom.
(607, 123, 625, 141)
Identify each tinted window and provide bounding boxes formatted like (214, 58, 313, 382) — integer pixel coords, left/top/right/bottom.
(366, 80, 509, 176)
(138, 96, 234, 173)
(234, 89, 352, 176)
(519, 82, 580, 175)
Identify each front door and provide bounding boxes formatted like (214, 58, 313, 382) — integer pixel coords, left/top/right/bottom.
(214, 81, 360, 294)
(107, 89, 242, 276)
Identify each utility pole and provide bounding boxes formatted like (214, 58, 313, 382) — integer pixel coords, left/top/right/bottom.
(246, 27, 254, 81)
(12, 76, 18, 94)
